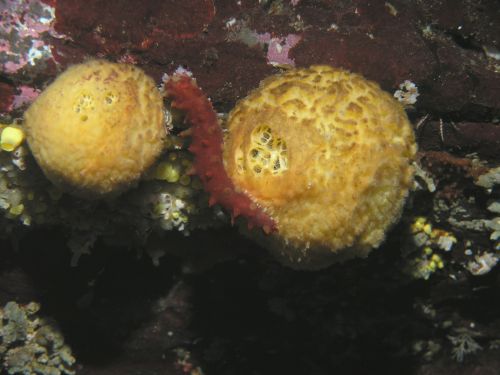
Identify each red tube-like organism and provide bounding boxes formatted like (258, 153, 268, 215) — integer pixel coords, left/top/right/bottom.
(165, 73, 276, 234)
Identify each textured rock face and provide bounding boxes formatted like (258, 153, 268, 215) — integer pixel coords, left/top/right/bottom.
(224, 65, 417, 269)
(24, 60, 166, 197)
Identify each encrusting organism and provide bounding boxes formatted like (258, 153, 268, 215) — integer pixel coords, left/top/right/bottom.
(0, 301, 76, 374)
(24, 59, 167, 197)
(166, 65, 417, 269)
(0, 125, 25, 152)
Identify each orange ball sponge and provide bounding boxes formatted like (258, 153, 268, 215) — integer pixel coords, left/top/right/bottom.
(223, 65, 417, 269)
(24, 60, 166, 197)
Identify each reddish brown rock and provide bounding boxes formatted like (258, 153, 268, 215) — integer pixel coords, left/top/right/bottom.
(54, 0, 215, 53)
(0, 82, 15, 113)
(418, 34, 500, 117)
(417, 0, 500, 49)
(417, 120, 500, 160)
(291, 1, 436, 89)
(291, 28, 435, 89)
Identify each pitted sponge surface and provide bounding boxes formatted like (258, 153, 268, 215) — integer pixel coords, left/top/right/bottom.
(25, 60, 166, 197)
(223, 65, 417, 269)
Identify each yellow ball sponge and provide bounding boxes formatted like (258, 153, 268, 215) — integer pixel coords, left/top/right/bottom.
(24, 60, 166, 197)
(223, 65, 417, 269)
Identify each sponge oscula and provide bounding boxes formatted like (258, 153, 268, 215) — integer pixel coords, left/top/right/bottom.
(223, 65, 417, 269)
(24, 60, 166, 197)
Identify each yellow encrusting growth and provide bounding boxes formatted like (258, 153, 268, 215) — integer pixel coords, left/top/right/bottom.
(223, 65, 417, 269)
(24, 60, 166, 197)
(1, 126, 25, 152)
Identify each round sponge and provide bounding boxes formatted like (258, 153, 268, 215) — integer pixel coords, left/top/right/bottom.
(24, 60, 166, 197)
(223, 65, 417, 269)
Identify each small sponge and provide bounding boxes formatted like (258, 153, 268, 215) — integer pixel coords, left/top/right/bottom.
(24, 60, 166, 197)
(223, 65, 417, 269)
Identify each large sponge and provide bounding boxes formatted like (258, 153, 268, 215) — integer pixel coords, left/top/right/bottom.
(223, 65, 417, 269)
(24, 60, 166, 197)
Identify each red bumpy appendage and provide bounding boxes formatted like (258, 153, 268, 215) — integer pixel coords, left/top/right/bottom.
(165, 74, 277, 234)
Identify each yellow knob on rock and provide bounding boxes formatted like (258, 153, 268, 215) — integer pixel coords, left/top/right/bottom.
(1, 126, 25, 152)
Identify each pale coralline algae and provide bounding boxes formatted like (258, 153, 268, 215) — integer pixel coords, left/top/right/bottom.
(256, 33, 302, 67)
(0, 0, 57, 74)
(0, 301, 75, 375)
(394, 80, 419, 107)
(448, 327, 483, 363)
(475, 166, 500, 192)
(466, 252, 499, 276)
